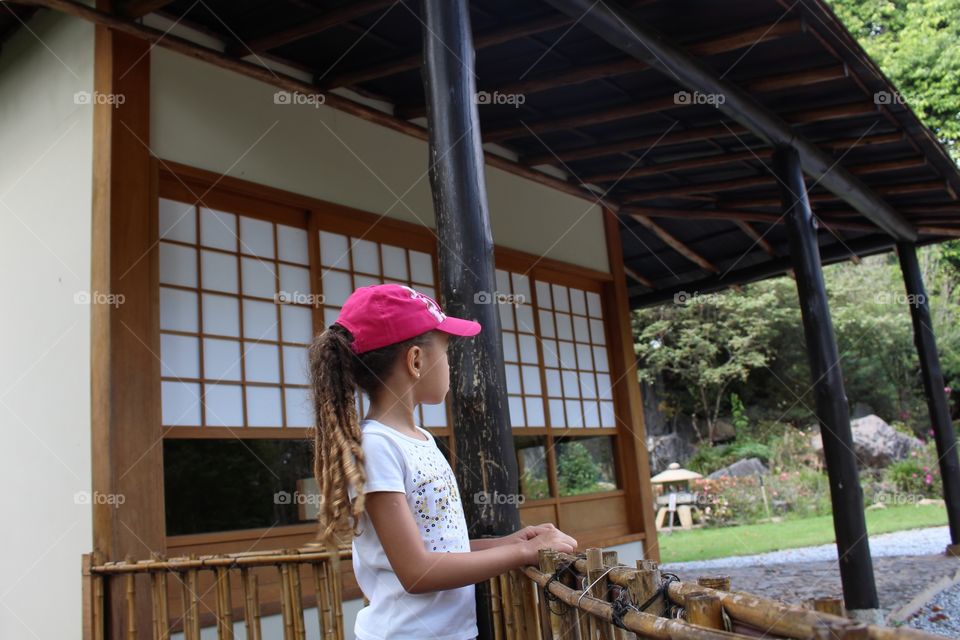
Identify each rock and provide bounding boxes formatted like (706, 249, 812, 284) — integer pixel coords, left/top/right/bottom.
(809, 414, 922, 468)
(712, 419, 736, 443)
(708, 457, 768, 479)
(648, 434, 695, 475)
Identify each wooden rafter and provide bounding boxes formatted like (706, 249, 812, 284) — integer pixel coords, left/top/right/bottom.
(734, 220, 778, 257)
(118, 0, 173, 18)
(628, 214, 720, 273)
(623, 265, 656, 289)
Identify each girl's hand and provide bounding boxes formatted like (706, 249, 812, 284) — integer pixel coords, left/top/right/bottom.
(506, 523, 558, 544)
(518, 527, 578, 566)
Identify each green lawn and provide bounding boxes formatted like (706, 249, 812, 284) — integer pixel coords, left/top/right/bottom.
(655, 504, 949, 564)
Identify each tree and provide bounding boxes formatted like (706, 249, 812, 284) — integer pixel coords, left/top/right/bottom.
(633, 288, 785, 442)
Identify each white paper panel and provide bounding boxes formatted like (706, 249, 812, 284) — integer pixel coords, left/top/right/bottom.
(158, 199, 196, 244)
(351, 238, 380, 275)
(535, 280, 552, 309)
(600, 401, 616, 428)
(548, 399, 565, 426)
(319, 231, 349, 268)
(511, 273, 531, 302)
(593, 346, 609, 372)
(200, 208, 237, 251)
(561, 370, 579, 398)
(583, 400, 600, 428)
(499, 302, 515, 331)
(580, 372, 597, 398)
(502, 331, 518, 362)
(518, 334, 539, 364)
(321, 270, 352, 306)
(160, 334, 200, 379)
(282, 345, 309, 386)
(160, 288, 199, 333)
(552, 284, 569, 312)
(505, 364, 522, 394)
(244, 343, 281, 383)
(515, 305, 535, 333)
(596, 373, 613, 400)
(242, 299, 279, 341)
(203, 338, 242, 381)
(354, 274, 380, 289)
(421, 402, 447, 427)
(538, 310, 555, 338)
(555, 313, 573, 341)
(509, 395, 525, 427)
(202, 294, 240, 337)
(409, 250, 433, 284)
(590, 319, 606, 345)
(279, 264, 310, 295)
(277, 225, 309, 265)
(159, 243, 197, 288)
(524, 397, 545, 427)
(323, 306, 340, 328)
(419, 285, 436, 301)
(281, 305, 313, 344)
(573, 316, 590, 343)
(204, 384, 244, 426)
(565, 400, 584, 427)
(161, 381, 200, 426)
(201, 250, 238, 293)
(241, 257, 276, 298)
(544, 369, 562, 397)
(558, 341, 577, 369)
(239, 216, 274, 259)
(495, 269, 511, 294)
(542, 340, 559, 368)
(569, 288, 586, 316)
(521, 365, 542, 395)
(284, 387, 312, 427)
(576, 344, 594, 371)
(586, 292, 603, 318)
(381, 244, 407, 280)
(246, 386, 283, 427)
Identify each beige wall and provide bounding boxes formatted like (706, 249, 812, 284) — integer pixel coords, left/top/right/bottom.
(150, 48, 609, 274)
(0, 7, 95, 639)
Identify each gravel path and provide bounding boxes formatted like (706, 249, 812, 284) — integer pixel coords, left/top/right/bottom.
(906, 581, 960, 637)
(662, 526, 951, 571)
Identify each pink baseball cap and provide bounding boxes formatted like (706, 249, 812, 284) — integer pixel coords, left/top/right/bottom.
(334, 284, 481, 354)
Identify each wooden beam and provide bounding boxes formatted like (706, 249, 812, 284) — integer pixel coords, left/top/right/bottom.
(624, 176, 771, 202)
(543, 0, 917, 241)
(897, 242, 960, 551)
(585, 149, 766, 183)
(420, 2, 520, 636)
(622, 206, 881, 234)
(117, 0, 172, 18)
(734, 220, 778, 257)
(773, 145, 879, 613)
(228, 0, 395, 56)
(399, 20, 810, 120)
(602, 208, 660, 561)
(91, 14, 163, 636)
(623, 265, 656, 289)
(628, 214, 720, 273)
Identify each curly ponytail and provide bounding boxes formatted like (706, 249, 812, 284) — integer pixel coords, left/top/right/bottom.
(309, 323, 436, 548)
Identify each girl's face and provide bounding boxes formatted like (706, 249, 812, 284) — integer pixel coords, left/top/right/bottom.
(409, 331, 450, 405)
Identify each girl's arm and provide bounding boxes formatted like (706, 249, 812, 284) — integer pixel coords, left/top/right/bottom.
(365, 491, 576, 595)
(470, 524, 564, 551)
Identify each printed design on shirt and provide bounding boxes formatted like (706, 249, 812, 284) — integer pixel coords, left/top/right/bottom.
(409, 447, 468, 552)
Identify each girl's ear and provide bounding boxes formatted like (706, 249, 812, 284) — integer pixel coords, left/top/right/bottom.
(404, 343, 423, 379)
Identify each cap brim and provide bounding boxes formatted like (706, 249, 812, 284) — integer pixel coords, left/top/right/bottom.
(436, 315, 482, 337)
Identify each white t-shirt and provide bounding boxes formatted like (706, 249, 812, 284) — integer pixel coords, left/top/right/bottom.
(346, 419, 478, 640)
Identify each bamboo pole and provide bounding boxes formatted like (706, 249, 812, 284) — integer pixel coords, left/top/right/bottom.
(328, 555, 345, 640)
(86, 549, 347, 573)
(510, 570, 525, 640)
(312, 563, 333, 640)
(521, 568, 542, 640)
(686, 593, 724, 630)
(125, 556, 137, 640)
(241, 568, 260, 640)
(290, 562, 306, 640)
(697, 576, 731, 592)
(587, 548, 613, 640)
(215, 565, 234, 640)
(490, 573, 505, 640)
(280, 562, 295, 640)
(811, 597, 847, 618)
(150, 553, 170, 640)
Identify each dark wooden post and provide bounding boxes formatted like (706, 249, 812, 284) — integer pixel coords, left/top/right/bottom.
(897, 242, 960, 554)
(773, 146, 880, 614)
(419, 0, 522, 636)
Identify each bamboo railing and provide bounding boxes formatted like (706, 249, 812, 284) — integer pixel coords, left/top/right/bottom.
(81, 546, 349, 640)
(486, 548, 952, 640)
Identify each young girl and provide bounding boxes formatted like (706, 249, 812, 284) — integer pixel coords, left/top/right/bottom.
(309, 283, 577, 640)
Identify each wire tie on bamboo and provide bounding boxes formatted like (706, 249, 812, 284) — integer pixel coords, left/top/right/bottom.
(542, 557, 579, 615)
